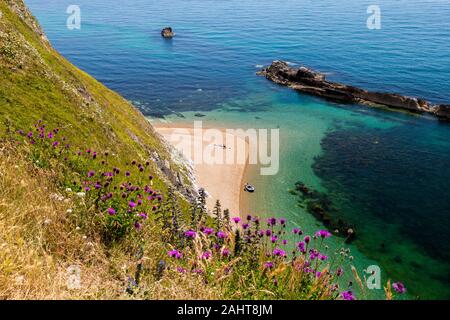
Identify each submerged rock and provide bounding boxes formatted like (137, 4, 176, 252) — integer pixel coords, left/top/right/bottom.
(258, 61, 450, 121)
(161, 27, 175, 38)
(293, 181, 356, 243)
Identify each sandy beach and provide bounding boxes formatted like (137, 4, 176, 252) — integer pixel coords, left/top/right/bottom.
(154, 124, 249, 218)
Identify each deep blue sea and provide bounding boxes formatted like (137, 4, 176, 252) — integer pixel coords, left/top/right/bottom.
(25, 0, 450, 299)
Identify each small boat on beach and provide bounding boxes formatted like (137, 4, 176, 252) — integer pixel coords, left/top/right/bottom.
(244, 183, 255, 193)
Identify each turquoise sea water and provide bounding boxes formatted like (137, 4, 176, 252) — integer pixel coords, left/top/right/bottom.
(26, 0, 450, 298)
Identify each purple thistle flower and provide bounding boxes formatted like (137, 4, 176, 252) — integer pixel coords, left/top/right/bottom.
(168, 250, 182, 259)
(319, 254, 328, 261)
(271, 236, 278, 243)
(336, 267, 344, 277)
(265, 229, 272, 236)
(293, 228, 301, 234)
(310, 250, 319, 260)
(184, 230, 196, 239)
(273, 248, 286, 257)
(304, 235, 311, 244)
(87, 170, 95, 178)
(232, 217, 241, 224)
(27, 132, 33, 138)
(139, 212, 148, 220)
(201, 251, 212, 260)
(217, 231, 227, 239)
(246, 214, 252, 221)
(107, 208, 116, 215)
(129, 201, 137, 208)
(267, 217, 277, 226)
(392, 282, 407, 294)
(221, 248, 230, 257)
(340, 290, 356, 301)
(52, 141, 59, 147)
(264, 261, 274, 269)
(202, 227, 214, 236)
(134, 222, 142, 230)
(47, 132, 53, 139)
(279, 218, 286, 225)
(315, 230, 332, 238)
(242, 223, 249, 230)
(282, 239, 288, 245)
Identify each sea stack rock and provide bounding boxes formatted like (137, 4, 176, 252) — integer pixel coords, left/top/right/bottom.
(161, 27, 174, 39)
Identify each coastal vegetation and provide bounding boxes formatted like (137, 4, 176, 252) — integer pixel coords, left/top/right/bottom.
(0, 0, 406, 300)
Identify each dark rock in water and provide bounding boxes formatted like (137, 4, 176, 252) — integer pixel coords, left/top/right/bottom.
(292, 181, 356, 243)
(433, 104, 450, 120)
(258, 60, 450, 120)
(161, 27, 175, 38)
(194, 113, 206, 117)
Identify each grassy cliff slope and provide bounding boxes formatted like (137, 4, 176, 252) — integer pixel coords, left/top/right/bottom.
(0, 0, 192, 198)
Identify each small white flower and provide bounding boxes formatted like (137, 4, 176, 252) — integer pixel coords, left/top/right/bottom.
(76, 192, 85, 198)
(65, 188, 72, 192)
(75, 226, 81, 231)
(15, 275, 25, 285)
(44, 219, 51, 225)
(66, 209, 73, 214)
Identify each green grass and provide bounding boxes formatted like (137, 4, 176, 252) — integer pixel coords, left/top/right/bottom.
(0, 0, 192, 205)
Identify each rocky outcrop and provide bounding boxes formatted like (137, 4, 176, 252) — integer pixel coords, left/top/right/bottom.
(433, 104, 450, 119)
(161, 27, 175, 38)
(258, 61, 449, 120)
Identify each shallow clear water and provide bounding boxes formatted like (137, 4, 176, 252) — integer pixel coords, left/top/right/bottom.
(26, 0, 450, 298)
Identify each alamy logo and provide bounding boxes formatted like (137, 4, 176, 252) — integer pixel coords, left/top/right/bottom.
(66, 5, 81, 30)
(366, 265, 381, 289)
(367, 5, 381, 30)
(167, 121, 280, 176)
(66, 265, 81, 290)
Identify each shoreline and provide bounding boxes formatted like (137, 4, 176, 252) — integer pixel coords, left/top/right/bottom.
(154, 123, 249, 219)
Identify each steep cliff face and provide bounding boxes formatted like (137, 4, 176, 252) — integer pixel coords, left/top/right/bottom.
(0, 0, 194, 199)
(259, 61, 449, 120)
